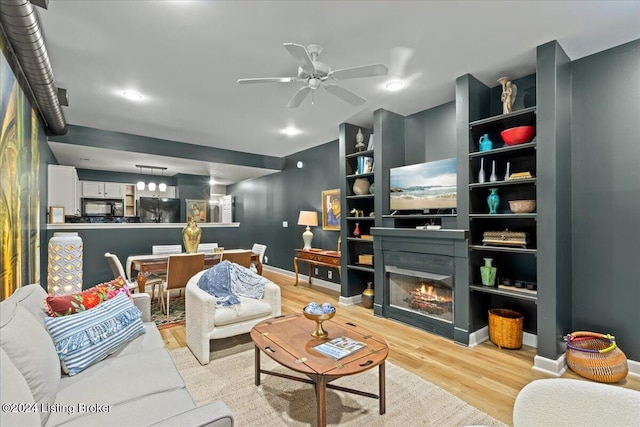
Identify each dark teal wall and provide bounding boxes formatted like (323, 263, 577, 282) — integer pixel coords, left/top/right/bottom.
(405, 101, 456, 163)
(570, 39, 640, 360)
(229, 140, 342, 283)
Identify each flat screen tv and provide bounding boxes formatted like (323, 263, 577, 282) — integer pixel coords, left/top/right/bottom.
(389, 158, 457, 212)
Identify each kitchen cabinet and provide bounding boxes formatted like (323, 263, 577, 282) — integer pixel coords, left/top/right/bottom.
(81, 181, 125, 199)
(48, 165, 79, 217)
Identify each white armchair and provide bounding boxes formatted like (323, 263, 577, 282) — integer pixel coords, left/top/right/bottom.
(185, 269, 281, 365)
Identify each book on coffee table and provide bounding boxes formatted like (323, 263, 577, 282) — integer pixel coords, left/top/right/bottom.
(313, 336, 366, 360)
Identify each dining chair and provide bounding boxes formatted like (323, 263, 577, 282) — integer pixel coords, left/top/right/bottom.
(161, 253, 205, 320)
(103, 252, 138, 292)
(152, 245, 182, 255)
(197, 243, 218, 253)
(251, 243, 267, 273)
(104, 252, 163, 296)
(220, 250, 251, 268)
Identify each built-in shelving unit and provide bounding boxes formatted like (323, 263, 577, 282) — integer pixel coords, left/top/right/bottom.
(339, 125, 375, 299)
(457, 41, 572, 365)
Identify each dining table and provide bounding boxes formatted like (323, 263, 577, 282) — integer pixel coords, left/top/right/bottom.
(126, 249, 262, 282)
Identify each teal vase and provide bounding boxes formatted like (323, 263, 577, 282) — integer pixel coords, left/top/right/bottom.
(487, 188, 500, 214)
(480, 258, 497, 286)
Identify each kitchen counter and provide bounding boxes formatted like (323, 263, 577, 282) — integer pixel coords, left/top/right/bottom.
(47, 222, 240, 230)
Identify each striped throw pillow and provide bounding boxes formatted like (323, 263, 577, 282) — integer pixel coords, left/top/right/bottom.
(44, 293, 145, 376)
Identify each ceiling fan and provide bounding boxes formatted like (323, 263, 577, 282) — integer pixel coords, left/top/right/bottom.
(237, 43, 388, 108)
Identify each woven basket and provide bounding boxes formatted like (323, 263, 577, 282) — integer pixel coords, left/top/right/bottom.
(488, 309, 523, 349)
(564, 331, 628, 383)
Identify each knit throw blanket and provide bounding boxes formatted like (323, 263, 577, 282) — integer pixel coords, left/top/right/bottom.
(197, 260, 268, 306)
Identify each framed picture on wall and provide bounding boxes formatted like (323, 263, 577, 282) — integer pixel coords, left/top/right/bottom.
(49, 206, 65, 224)
(186, 199, 207, 222)
(322, 189, 340, 231)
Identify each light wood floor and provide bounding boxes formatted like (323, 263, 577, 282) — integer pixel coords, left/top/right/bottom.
(160, 269, 640, 425)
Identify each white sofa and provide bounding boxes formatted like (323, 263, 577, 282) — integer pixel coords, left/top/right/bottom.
(513, 378, 640, 427)
(0, 284, 234, 427)
(186, 269, 281, 365)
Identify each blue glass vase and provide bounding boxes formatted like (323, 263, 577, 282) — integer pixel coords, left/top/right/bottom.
(487, 188, 500, 214)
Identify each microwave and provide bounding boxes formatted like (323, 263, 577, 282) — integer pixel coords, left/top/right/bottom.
(81, 198, 124, 217)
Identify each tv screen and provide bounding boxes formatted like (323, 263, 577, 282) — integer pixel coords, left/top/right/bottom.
(389, 158, 457, 212)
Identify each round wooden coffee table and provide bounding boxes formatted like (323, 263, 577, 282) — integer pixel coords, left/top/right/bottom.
(250, 313, 389, 427)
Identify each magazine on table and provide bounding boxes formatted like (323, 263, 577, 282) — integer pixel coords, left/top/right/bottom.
(313, 336, 367, 360)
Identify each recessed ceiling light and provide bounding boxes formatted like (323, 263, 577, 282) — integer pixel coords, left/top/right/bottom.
(280, 127, 301, 136)
(297, 161, 304, 169)
(122, 91, 143, 100)
(385, 81, 404, 91)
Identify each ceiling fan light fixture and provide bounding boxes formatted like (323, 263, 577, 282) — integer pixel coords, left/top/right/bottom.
(385, 81, 404, 91)
(122, 91, 143, 100)
(280, 126, 301, 136)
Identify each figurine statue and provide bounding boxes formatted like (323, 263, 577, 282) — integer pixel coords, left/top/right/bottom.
(355, 128, 365, 152)
(498, 77, 517, 114)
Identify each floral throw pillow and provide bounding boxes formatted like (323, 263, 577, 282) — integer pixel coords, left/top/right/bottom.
(45, 277, 131, 317)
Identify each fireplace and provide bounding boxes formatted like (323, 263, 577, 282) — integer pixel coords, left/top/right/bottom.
(372, 228, 469, 344)
(388, 266, 453, 323)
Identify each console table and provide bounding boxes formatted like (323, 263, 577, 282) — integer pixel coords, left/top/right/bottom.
(294, 249, 341, 285)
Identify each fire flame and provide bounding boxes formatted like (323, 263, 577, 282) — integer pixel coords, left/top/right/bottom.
(417, 283, 451, 302)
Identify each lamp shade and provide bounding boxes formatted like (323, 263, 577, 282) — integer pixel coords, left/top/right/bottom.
(298, 211, 318, 250)
(297, 210, 318, 226)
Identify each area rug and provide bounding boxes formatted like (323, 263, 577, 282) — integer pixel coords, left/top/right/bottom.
(170, 347, 507, 426)
(151, 294, 185, 328)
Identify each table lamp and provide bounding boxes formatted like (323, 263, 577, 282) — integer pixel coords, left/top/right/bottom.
(298, 210, 318, 250)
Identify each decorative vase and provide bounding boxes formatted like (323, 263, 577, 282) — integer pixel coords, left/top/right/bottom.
(369, 182, 375, 194)
(353, 223, 361, 238)
(182, 217, 202, 253)
(352, 178, 370, 195)
(478, 158, 486, 183)
(480, 258, 497, 287)
(487, 188, 500, 214)
(362, 282, 374, 309)
(47, 232, 83, 295)
(504, 161, 511, 181)
(479, 134, 493, 152)
(355, 128, 365, 152)
(489, 160, 498, 182)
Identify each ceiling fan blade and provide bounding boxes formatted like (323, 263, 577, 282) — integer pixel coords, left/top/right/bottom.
(324, 84, 366, 106)
(287, 86, 311, 108)
(237, 77, 298, 84)
(283, 43, 315, 75)
(329, 63, 388, 80)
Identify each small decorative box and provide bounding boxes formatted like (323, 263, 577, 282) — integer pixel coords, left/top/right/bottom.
(482, 230, 528, 248)
(358, 254, 374, 265)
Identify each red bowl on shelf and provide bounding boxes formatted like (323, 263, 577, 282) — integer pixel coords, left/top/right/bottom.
(501, 126, 535, 146)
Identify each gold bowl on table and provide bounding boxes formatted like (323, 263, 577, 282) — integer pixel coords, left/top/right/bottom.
(303, 307, 336, 339)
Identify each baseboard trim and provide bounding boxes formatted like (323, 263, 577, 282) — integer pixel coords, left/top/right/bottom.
(532, 354, 567, 377)
(522, 332, 537, 348)
(627, 359, 640, 377)
(468, 326, 489, 347)
(262, 266, 340, 294)
(338, 294, 362, 306)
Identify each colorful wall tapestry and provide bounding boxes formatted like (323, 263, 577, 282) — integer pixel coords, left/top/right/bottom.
(1, 33, 42, 300)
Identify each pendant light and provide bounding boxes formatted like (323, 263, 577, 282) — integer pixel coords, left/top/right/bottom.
(136, 166, 145, 190)
(158, 169, 167, 192)
(147, 167, 156, 192)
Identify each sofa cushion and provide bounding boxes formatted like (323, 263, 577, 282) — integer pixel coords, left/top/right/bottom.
(214, 295, 273, 326)
(44, 293, 145, 375)
(5, 283, 49, 325)
(45, 276, 131, 317)
(51, 348, 187, 425)
(0, 348, 40, 427)
(49, 389, 195, 427)
(0, 303, 60, 424)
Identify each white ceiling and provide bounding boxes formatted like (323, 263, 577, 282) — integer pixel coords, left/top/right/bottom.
(38, 1, 640, 183)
